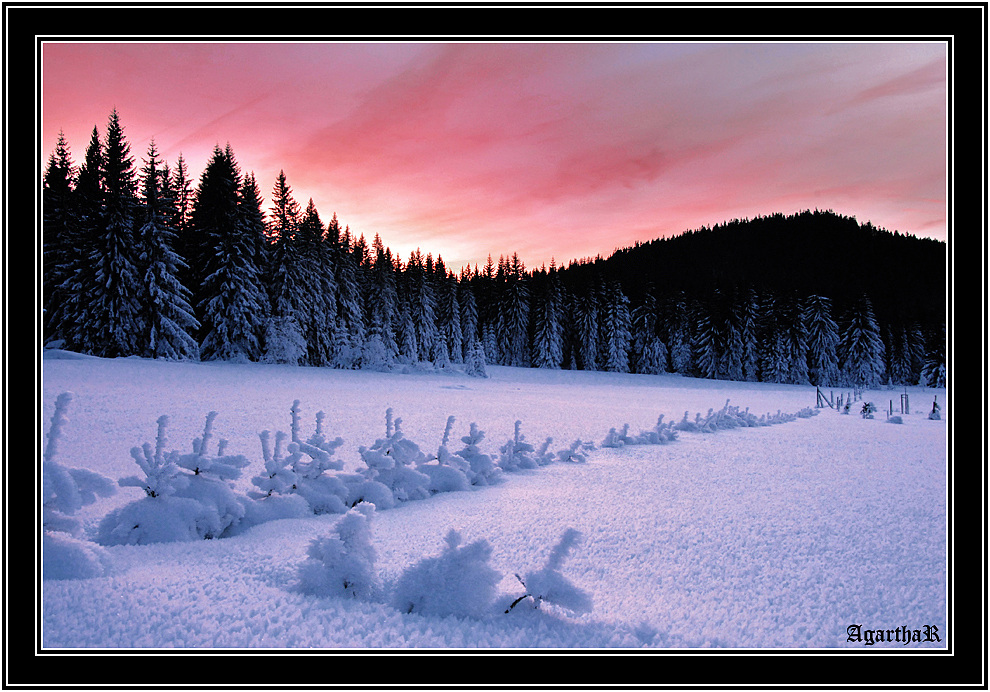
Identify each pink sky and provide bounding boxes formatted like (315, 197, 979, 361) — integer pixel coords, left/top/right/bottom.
(42, 41, 947, 272)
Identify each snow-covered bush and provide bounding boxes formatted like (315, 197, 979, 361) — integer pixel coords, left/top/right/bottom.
(97, 412, 249, 545)
(43, 392, 116, 579)
(358, 408, 432, 503)
(250, 401, 349, 516)
(887, 415, 904, 424)
(534, 437, 556, 466)
(505, 528, 592, 616)
(498, 420, 539, 472)
(556, 440, 589, 464)
(861, 402, 877, 419)
(391, 529, 502, 619)
(43, 393, 117, 536)
(417, 416, 471, 494)
(296, 502, 380, 599)
(454, 422, 502, 486)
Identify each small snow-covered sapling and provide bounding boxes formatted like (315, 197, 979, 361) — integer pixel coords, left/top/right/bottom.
(391, 528, 502, 618)
(296, 502, 380, 599)
(43, 392, 117, 535)
(556, 440, 588, 464)
(119, 415, 188, 499)
(498, 421, 539, 471)
(861, 402, 877, 419)
(505, 528, 592, 616)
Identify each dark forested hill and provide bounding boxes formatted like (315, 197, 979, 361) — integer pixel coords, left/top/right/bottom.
(557, 209, 947, 329)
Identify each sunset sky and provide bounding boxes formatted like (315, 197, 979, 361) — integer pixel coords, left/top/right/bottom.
(41, 41, 947, 272)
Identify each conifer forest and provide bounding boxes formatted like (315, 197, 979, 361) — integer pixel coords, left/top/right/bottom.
(42, 109, 947, 390)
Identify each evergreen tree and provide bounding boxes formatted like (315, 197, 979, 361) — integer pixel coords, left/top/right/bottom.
(691, 296, 720, 379)
(838, 294, 886, 388)
(458, 276, 479, 362)
(192, 145, 268, 361)
(920, 322, 946, 388)
(802, 294, 841, 386)
(436, 273, 463, 364)
(531, 268, 564, 369)
(298, 199, 338, 367)
(365, 242, 399, 366)
(42, 131, 77, 346)
(779, 293, 810, 385)
(263, 171, 307, 364)
(136, 140, 199, 360)
(333, 234, 367, 368)
(600, 281, 632, 373)
(406, 250, 437, 363)
(498, 254, 530, 367)
(84, 109, 144, 358)
(661, 292, 694, 375)
(573, 286, 599, 371)
(757, 293, 790, 384)
(57, 126, 104, 352)
(732, 288, 761, 382)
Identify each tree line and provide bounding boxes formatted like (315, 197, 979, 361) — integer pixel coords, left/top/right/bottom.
(43, 110, 947, 389)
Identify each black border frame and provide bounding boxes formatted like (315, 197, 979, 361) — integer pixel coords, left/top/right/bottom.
(5, 2, 986, 689)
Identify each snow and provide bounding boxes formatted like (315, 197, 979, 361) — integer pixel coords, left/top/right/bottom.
(41, 352, 947, 649)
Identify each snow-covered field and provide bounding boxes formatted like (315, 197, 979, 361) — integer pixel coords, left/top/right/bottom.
(40, 352, 948, 650)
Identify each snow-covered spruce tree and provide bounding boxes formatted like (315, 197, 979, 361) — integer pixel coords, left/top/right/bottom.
(734, 288, 761, 382)
(499, 420, 539, 471)
(691, 295, 722, 380)
(838, 294, 886, 389)
(661, 292, 694, 376)
(505, 528, 592, 616)
(405, 250, 438, 365)
(436, 273, 464, 365)
(332, 224, 367, 368)
(631, 291, 669, 375)
(42, 131, 78, 347)
(395, 300, 419, 364)
(263, 171, 308, 365)
(600, 281, 632, 373)
(136, 140, 200, 361)
(42, 393, 117, 579)
(363, 242, 399, 369)
(298, 198, 338, 367)
(392, 529, 502, 618)
(449, 422, 500, 485)
(459, 276, 479, 362)
(418, 416, 473, 492)
(358, 408, 431, 504)
(96, 416, 212, 545)
(296, 502, 380, 599)
(779, 293, 810, 385)
(573, 286, 600, 371)
(84, 109, 145, 358)
(464, 337, 489, 378)
(756, 292, 791, 384)
(192, 145, 268, 362)
(885, 325, 915, 386)
(55, 126, 104, 354)
(97, 413, 244, 545)
(498, 254, 531, 367)
(248, 401, 349, 519)
(921, 322, 946, 388)
(531, 268, 564, 369)
(802, 294, 841, 387)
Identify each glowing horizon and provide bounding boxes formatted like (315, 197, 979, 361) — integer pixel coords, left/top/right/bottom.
(42, 41, 947, 272)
